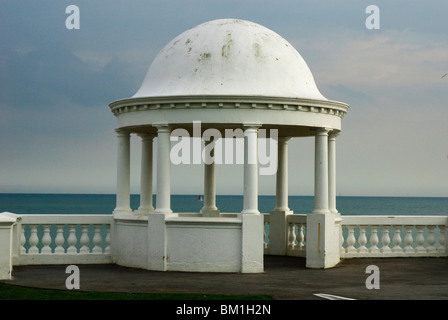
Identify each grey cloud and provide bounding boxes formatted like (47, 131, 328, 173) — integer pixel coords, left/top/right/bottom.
(0, 44, 135, 108)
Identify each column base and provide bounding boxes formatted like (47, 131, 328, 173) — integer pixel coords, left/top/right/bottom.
(134, 207, 154, 215)
(154, 208, 173, 215)
(311, 208, 331, 215)
(200, 208, 221, 217)
(113, 208, 133, 217)
(241, 209, 260, 214)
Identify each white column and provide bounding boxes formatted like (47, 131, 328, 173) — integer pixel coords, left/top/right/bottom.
(136, 133, 155, 214)
(241, 125, 260, 214)
(268, 136, 293, 255)
(114, 129, 132, 215)
(313, 127, 330, 214)
(306, 127, 341, 269)
(328, 131, 339, 214)
(274, 137, 291, 212)
(201, 140, 220, 217)
(155, 125, 172, 214)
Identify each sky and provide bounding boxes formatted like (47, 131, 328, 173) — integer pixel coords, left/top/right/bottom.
(0, 0, 447, 197)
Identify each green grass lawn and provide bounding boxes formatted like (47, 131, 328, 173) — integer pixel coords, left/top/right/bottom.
(0, 282, 273, 300)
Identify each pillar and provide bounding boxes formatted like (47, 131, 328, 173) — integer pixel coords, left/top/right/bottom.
(306, 127, 341, 268)
(328, 131, 339, 214)
(201, 140, 220, 217)
(155, 124, 172, 214)
(135, 133, 155, 215)
(241, 125, 260, 214)
(114, 129, 132, 215)
(269, 137, 293, 255)
(313, 128, 330, 214)
(274, 137, 291, 212)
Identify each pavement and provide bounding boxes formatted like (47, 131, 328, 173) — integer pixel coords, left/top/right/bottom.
(3, 256, 448, 300)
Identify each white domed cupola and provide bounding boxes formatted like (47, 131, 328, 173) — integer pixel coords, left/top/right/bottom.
(133, 19, 327, 100)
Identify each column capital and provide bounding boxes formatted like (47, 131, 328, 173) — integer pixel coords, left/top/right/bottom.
(137, 132, 156, 140)
(278, 136, 291, 143)
(315, 127, 331, 136)
(328, 130, 340, 139)
(242, 123, 262, 130)
(153, 123, 172, 133)
(115, 128, 131, 137)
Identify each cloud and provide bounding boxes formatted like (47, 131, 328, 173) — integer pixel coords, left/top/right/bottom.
(0, 44, 136, 109)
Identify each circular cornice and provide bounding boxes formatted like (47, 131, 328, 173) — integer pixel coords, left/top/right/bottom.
(109, 95, 349, 119)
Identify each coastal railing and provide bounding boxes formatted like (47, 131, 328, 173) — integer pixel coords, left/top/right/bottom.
(14, 214, 113, 265)
(263, 213, 447, 258)
(340, 215, 447, 258)
(9, 213, 448, 268)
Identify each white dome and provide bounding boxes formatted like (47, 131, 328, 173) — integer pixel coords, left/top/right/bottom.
(133, 19, 327, 100)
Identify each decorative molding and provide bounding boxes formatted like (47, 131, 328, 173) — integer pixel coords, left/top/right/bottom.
(109, 95, 349, 119)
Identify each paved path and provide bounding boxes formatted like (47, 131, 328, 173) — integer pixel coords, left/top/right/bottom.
(4, 256, 448, 300)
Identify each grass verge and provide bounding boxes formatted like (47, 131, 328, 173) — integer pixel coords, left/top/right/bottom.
(0, 282, 273, 300)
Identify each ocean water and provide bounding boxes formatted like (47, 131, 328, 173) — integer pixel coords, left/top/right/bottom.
(0, 193, 447, 216)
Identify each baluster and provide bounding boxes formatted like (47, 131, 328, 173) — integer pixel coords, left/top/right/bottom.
(392, 225, 402, 253)
(415, 225, 425, 253)
(427, 226, 436, 253)
(288, 223, 296, 250)
(105, 225, 111, 254)
(92, 225, 102, 254)
(41, 225, 52, 254)
(404, 225, 414, 253)
(358, 225, 368, 253)
(54, 225, 65, 254)
(28, 225, 39, 254)
(369, 226, 379, 252)
(67, 225, 78, 254)
(80, 225, 90, 253)
(381, 225, 391, 253)
(297, 223, 305, 250)
(438, 226, 446, 253)
(346, 226, 356, 253)
(20, 226, 26, 254)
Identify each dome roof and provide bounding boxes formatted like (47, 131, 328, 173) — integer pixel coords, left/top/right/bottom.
(132, 19, 327, 100)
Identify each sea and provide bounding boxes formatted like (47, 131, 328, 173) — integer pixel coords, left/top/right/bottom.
(0, 193, 447, 216)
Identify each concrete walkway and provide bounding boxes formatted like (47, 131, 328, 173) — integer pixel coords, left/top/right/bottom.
(4, 256, 448, 300)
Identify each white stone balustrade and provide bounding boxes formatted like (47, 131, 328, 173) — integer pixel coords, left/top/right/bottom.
(263, 214, 447, 259)
(3, 213, 446, 272)
(341, 216, 447, 258)
(286, 214, 307, 257)
(15, 214, 112, 265)
(263, 213, 307, 257)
